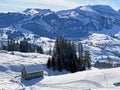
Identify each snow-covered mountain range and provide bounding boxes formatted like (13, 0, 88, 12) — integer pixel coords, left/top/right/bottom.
(0, 5, 120, 90)
(0, 5, 120, 38)
(0, 5, 120, 62)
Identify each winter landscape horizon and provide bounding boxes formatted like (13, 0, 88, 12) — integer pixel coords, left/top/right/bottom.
(0, 0, 120, 90)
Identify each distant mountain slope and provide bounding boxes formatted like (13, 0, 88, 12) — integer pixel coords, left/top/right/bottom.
(0, 13, 27, 28)
(0, 5, 120, 38)
(81, 33, 120, 63)
(23, 8, 52, 15)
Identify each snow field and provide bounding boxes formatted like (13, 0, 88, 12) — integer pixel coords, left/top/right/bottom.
(0, 51, 120, 90)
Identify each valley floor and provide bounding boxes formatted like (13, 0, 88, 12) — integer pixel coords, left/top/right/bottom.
(0, 51, 120, 90)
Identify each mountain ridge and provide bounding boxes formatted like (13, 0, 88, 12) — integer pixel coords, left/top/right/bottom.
(0, 5, 120, 38)
(23, 8, 52, 15)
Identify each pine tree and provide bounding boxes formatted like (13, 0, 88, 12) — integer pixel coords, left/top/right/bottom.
(7, 40, 15, 51)
(84, 51, 91, 70)
(47, 37, 91, 73)
(37, 46, 44, 54)
(19, 40, 29, 52)
(47, 57, 51, 69)
(106, 56, 112, 68)
(49, 37, 78, 72)
(69, 42, 77, 72)
(57, 56, 63, 72)
(95, 60, 100, 68)
(14, 41, 19, 51)
(1, 43, 6, 50)
(51, 56, 56, 71)
(19, 40, 34, 52)
(77, 43, 84, 71)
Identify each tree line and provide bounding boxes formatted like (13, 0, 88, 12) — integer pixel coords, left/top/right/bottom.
(0, 39, 44, 53)
(47, 37, 91, 73)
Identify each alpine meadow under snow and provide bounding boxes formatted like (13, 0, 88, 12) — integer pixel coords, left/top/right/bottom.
(0, 51, 120, 90)
(0, 4, 120, 90)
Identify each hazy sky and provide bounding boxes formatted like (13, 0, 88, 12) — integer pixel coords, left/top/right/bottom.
(0, 0, 120, 12)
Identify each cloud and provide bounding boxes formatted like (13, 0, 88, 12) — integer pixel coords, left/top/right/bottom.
(0, 0, 79, 12)
(22, 0, 79, 10)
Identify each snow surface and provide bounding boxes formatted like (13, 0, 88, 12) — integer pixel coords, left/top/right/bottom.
(24, 65, 43, 74)
(82, 33, 120, 63)
(0, 51, 120, 90)
(0, 5, 120, 89)
(79, 5, 97, 13)
(22, 8, 52, 15)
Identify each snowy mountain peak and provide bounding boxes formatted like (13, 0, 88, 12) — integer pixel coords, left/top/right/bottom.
(25, 8, 39, 15)
(23, 8, 52, 15)
(75, 5, 118, 16)
(57, 5, 118, 17)
(74, 5, 116, 13)
(91, 5, 117, 15)
(91, 5, 114, 10)
(76, 5, 96, 12)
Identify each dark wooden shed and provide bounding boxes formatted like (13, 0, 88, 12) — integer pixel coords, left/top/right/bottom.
(21, 65, 43, 80)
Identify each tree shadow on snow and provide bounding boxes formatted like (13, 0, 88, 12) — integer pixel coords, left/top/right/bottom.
(0, 65, 7, 72)
(21, 77, 43, 86)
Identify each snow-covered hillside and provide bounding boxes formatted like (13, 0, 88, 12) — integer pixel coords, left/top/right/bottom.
(0, 27, 55, 54)
(0, 27, 120, 63)
(26, 35, 55, 54)
(81, 33, 120, 63)
(0, 51, 120, 90)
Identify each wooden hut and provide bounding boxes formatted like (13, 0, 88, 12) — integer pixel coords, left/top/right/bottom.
(21, 65, 43, 80)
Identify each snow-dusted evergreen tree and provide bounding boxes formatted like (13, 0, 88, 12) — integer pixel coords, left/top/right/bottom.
(37, 46, 44, 54)
(51, 56, 56, 71)
(106, 56, 113, 68)
(1, 43, 6, 50)
(19, 40, 33, 52)
(47, 57, 51, 69)
(19, 40, 28, 52)
(95, 60, 100, 68)
(48, 37, 78, 72)
(7, 40, 15, 51)
(77, 43, 84, 71)
(47, 37, 91, 72)
(84, 51, 91, 70)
